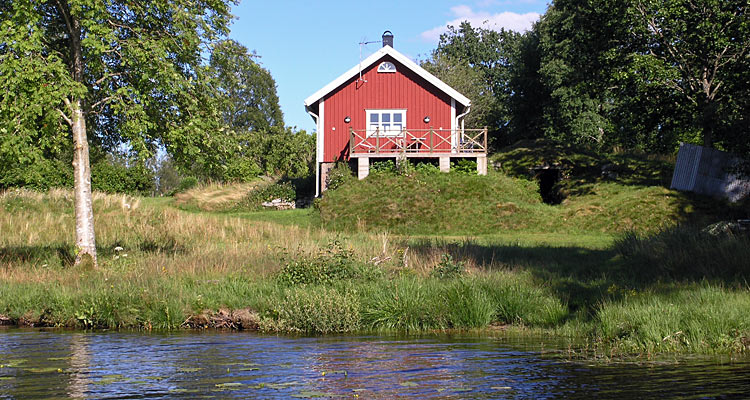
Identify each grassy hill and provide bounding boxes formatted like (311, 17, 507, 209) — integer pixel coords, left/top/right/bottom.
(317, 140, 746, 235)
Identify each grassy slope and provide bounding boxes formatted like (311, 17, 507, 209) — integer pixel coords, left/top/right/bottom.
(318, 139, 746, 235)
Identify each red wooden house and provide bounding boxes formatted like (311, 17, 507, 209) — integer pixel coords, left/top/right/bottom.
(304, 31, 487, 196)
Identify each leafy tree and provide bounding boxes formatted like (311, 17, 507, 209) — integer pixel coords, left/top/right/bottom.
(424, 22, 520, 148)
(210, 39, 283, 132)
(630, 0, 750, 149)
(0, 0, 233, 265)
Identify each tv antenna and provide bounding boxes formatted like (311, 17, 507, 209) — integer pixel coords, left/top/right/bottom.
(358, 38, 380, 83)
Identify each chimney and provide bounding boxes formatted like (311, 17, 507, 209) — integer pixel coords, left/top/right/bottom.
(382, 30, 394, 48)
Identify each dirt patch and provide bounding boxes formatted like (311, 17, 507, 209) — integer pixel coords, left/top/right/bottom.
(182, 308, 260, 330)
(0, 314, 14, 326)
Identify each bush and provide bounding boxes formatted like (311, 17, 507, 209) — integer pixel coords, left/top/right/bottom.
(430, 254, 465, 279)
(326, 161, 355, 191)
(91, 160, 154, 195)
(277, 287, 360, 333)
(239, 181, 296, 210)
(172, 176, 199, 195)
(451, 159, 477, 174)
(277, 240, 366, 285)
(370, 160, 397, 174)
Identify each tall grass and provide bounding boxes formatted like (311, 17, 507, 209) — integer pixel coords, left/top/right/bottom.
(614, 226, 750, 283)
(2, 188, 749, 355)
(596, 285, 750, 353)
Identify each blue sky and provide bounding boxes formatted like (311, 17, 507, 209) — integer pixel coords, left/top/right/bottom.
(228, 1, 549, 132)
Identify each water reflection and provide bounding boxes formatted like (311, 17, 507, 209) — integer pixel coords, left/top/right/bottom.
(0, 329, 748, 399)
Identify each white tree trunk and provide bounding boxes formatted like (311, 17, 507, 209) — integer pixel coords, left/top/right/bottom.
(71, 99, 97, 266)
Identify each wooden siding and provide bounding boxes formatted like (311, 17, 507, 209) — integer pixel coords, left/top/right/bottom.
(322, 55, 453, 162)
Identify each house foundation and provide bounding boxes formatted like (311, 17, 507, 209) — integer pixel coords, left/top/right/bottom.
(477, 155, 487, 175)
(439, 157, 450, 172)
(357, 157, 370, 180)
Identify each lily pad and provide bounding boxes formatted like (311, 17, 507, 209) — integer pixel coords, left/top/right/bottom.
(178, 367, 202, 373)
(24, 367, 63, 373)
(291, 390, 328, 398)
(399, 381, 418, 387)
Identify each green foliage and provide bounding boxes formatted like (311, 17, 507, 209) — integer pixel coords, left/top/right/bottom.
(430, 254, 465, 279)
(370, 160, 397, 174)
(239, 181, 296, 211)
(209, 39, 284, 132)
(277, 240, 362, 285)
(451, 159, 477, 174)
(172, 177, 199, 195)
(423, 22, 520, 147)
(91, 158, 154, 195)
(277, 287, 360, 333)
(325, 161, 355, 191)
(596, 285, 750, 353)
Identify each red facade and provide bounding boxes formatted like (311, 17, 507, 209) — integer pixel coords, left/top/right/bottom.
(322, 55, 454, 162)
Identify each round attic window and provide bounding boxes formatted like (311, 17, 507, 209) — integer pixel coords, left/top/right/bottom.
(377, 61, 396, 73)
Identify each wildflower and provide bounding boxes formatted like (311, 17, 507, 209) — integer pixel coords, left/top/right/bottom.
(114, 246, 124, 252)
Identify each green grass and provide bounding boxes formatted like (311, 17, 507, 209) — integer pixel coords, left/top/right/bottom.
(2, 137, 749, 357)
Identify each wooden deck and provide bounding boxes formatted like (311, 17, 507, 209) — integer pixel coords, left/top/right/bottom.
(349, 128, 487, 158)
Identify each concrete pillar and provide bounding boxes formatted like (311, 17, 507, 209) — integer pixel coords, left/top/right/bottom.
(319, 162, 335, 193)
(477, 155, 487, 175)
(357, 157, 369, 180)
(439, 157, 451, 173)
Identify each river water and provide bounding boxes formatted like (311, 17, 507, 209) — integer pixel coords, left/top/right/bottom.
(1, 329, 748, 399)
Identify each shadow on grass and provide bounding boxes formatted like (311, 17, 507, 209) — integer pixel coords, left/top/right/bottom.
(1, 239, 188, 267)
(0, 245, 76, 267)
(407, 233, 749, 319)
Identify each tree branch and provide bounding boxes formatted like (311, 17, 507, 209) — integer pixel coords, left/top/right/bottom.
(57, 108, 73, 126)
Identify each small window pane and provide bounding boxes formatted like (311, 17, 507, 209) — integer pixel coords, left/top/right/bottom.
(393, 123, 402, 131)
(382, 113, 390, 123)
(393, 113, 402, 123)
(370, 114, 379, 123)
(382, 124, 390, 132)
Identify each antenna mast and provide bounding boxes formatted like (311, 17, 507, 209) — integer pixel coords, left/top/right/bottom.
(358, 38, 380, 83)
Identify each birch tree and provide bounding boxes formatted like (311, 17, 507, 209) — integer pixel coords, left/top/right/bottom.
(0, 0, 233, 266)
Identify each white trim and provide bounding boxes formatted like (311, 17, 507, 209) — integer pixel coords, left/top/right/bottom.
(450, 98, 457, 151)
(303, 46, 471, 108)
(377, 61, 396, 73)
(365, 109, 406, 137)
(318, 100, 325, 162)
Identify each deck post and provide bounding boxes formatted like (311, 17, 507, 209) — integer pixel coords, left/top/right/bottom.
(357, 157, 370, 180)
(349, 128, 354, 155)
(429, 128, 434, 154)
(439, 156, 450, 173)
(477, 155, 487, 175)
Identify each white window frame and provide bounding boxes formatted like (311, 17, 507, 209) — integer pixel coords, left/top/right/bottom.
(366, 109, 406, 137)
(377, 61, 397, 73)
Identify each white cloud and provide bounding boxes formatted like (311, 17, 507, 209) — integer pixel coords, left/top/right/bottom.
(421, 5, 540, 42)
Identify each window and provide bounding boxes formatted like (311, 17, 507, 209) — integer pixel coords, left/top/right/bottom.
(377, 61, 396, 73)
(366, 110, 406, 136)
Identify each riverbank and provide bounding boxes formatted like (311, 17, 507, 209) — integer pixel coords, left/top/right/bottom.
(1, 188, 749, 355)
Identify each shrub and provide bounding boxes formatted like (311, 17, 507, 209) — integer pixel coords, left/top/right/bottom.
(91, 160, 155, 195)
(430, 254, 465, 279)
(326, 161, 355, 191)
(172, 176, 199, 195)
(451, 159, 477, 174)
(239, 181, 296, 210)
(277, 240, 370, 285)
(371, 160, 397, 174)
(414, 162, 440, 175)
(277, 287, 360, 333)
